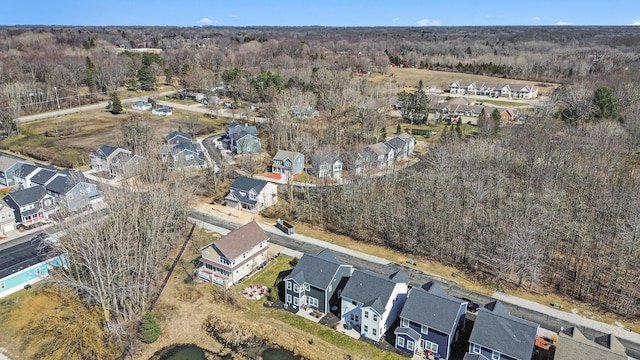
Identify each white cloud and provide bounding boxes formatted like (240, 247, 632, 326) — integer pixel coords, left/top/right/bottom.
(416, 18, 441, 26)
(230, 14, 238, 18)
(198, 17, 213, 25)
(392, 18, 399, 22)
(630, 20, 640, 25)
(533, 16, 541, 21)
(555, 21, 570, 25)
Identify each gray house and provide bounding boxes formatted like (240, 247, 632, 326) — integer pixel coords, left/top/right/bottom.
(226, 123, 261, 154)
(3, 185, 56, 226)
(165, 131, 192, 145)
(310, 153, 343, 180)
(554, 327, 626, 360)
(272, 150, 305, 177)
(225, 176, 278, 212)
(161, 142, 206, 170)
(0, 198, 16, 234)
(364, 143, 394, 169)
(0, 154, 31, 187)
(44, 173, 103, 212)
(90, 145, 132, 176)
(468, 301, 538, 360)
(395, 282, 467, 359)
(384, 137, 409, 162)
(283, 249, 353, 314)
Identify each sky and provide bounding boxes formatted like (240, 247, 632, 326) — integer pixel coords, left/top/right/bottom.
(2, 0, 640, 27)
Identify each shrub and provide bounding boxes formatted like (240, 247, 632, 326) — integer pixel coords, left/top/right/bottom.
(138, 311, 161, 344)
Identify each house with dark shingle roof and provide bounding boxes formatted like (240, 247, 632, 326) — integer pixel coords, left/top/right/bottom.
(340, 269, 409, 342)
(364, 143, 394, 170)
(44, 173, 103, 212)
(161, 142, 206, 170)
(0, 153, 31, 187)
(310, 152, 343, 180)
(2, 185, 56, 226)
(463, 353, 489, 360)
(198, 220, 269, 288)
(89, 145, 134, 176)
(283, 248, 353, 315)
(226, 122, 261, 154)
(554, 327, 626, 360)
(225, 176, 277, 213)
(394, 281, 467, 359)
(272, 150, 305, 177)
(468, 300, 538, 360)
(165, 131, 192, 145)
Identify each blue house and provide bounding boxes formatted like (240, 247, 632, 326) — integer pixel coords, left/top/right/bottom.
(0, 153, 31, 187)
(44, 173, 103, 212)
(340, 269, 409, 342)
(468, 301, 538, 360)
(394, 281, 467, 359)
(226, 122, 261, 154)
(0, 239, 65, 298)
(166, 130, 192, 145)
(283, 248, 352, 315)
(272, 150, 305, 177)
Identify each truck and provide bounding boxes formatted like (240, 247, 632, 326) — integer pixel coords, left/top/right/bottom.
(276, 219, 295, 235)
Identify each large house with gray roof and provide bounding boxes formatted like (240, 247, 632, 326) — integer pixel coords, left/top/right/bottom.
(43, 173, 102, 212)
(271, 150, 305, 177)
(554, 327, 626, 360)
(283, 248, 353, 315)
(0, 153, 31, 187)
(226, 122, 262, 154)
(394, 281, 467, 359)
(340, 269, 409, 342)
(198, 220, 269, 288)
(2, 185, 56, 226)
(225, 176, 277, 213)
(468, 300, 538, 360)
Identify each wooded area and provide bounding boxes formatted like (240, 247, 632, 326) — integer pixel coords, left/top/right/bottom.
(2, 25, 640, 356)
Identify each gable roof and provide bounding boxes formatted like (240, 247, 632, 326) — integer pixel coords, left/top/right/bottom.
(95, 145, 126, 158)
(400, 282, 465, 334)
(273, 150, 303, 163)
(202, 220, 268, 260)
(463, 354, 489, 360)
(555, 327, 626, 360)
(14, 163, 40, 178)
(230, 176, 268, 193)
(284, 248, 350, 290)
(396, 133, 415, 144)
(469, 300, 538, 360)
(44, 174, 88, 195)
(168, 142, 202, 156)
(30, 169, 59, 186)
(3, 185, 49, 206)
(166, 131, 192, 143)
(384, 137, 406, 152)
(227, 122, 258, 138)
(342, 269, 407, 314)
(365, 142, 392, 157)
(0, 156, 26, 172)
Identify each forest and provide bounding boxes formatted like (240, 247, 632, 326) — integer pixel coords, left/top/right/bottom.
(1, 25, 640, 357)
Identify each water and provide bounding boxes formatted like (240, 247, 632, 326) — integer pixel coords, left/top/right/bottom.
(160, 345, 206, 360)
(260, 348, 301, 360)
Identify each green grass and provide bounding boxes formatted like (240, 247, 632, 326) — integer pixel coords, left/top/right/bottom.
(293, 172, 313, 183)
(480, 99, 533, 108)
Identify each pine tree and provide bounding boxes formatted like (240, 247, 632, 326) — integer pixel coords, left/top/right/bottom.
(138, 312, 161, 344)
(84, 57, 96, 91)
(110, 92, 123, 114)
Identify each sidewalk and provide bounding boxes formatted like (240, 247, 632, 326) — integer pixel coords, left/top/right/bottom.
(493, 291, 640, 345)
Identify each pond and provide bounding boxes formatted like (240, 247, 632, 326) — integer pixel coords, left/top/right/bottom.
(156, 344, 300, 360)
(260, 347, 302, 360)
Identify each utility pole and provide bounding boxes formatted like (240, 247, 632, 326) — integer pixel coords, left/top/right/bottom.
(53, 86, 61, 110)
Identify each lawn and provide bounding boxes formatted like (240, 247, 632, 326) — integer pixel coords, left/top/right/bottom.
(1, 109, 230, 168)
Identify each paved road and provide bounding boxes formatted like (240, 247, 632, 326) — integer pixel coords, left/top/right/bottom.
(15, 91, 178, 123)
(188, 210, 640, 359)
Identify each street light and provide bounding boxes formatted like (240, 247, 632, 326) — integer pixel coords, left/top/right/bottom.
(53, 86, 61, 110)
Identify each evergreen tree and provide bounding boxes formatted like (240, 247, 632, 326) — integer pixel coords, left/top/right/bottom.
(379, 126, 387, 141)
(138, 312, 161, 344)
(84, 57, 96, 91)
(593, 86, 618, 120)
(137, 67, 157, 90)
(110, 92, 123, 114)
(163, 68, 173, 85)
(396, 123, 402, 134)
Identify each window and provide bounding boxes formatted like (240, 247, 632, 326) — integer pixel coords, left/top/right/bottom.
(401, 318, 409, 328)
(491, 352, 499, 360)
(286, 294, 292, 304)
(308, 297, 319, 308)
(373, 314, 378, 321)
(304, 284, 310, 291)
(44, 199, 52, 206)
(421, 325, 428, 334)
(397, 336, 405, 348)
(350, 314, 354, 321)
(407, 340, 414, 351)
(36, 267, 41, 275)
(425, 341, 438, 353)
(472, 344, 481, 354)
(293, 297, 298, 306)
(372, 328, 377, 336)
(286, 282, 292, 291)
(0, 214, 4, 220)
(364, 311, 369, 319)
(293, 284, 298, 293)
(363, 325, 368, 333)
(352, 300, 357, 306)
(185, 154, 194, 160)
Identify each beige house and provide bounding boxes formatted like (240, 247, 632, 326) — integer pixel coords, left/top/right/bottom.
(198, 221, 270, 288)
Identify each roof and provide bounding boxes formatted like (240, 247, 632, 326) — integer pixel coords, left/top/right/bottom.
(469, 300, 538, 360)
(394, 326, 421, 341)
(341, 269, 407, 314)
(45, 175, 81, 195)
(95, 145, 126, 158)
(230, 176, 268, 193)
(384, 137, 406, 151)
(14, 163, 40, 178)
(168, 142, 202, 156)
(365, 142, 391, 157)
(166, 131, 192, 143)
(3, 185, 49, 206)
(400, 282, 466, 334)
(30, 169, 58, 186)
(463, 354, 489, 360)
(0, 156, 26, 172)
(202, 220, 268, 260)
(396, 133, 415, 144)
(284, 248, 350, 290)
(554, 327, 626, 360)
(273, 150, 303, 162)
(227, 122, 258, 138)
(0, 239, 50, 279)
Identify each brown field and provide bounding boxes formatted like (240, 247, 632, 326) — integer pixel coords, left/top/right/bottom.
(1, 109, 230, 169)
(371, 68, 559, 96)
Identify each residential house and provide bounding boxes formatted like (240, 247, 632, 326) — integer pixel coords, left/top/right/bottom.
(0, 239, 66, 298)
(226, 122, 261, 154)
(463, 354, 489, 360)
(29, 168, 58, 188)
(165, 130, 192, 145)
(3, 185, 57, 226)
(554, 327, 626, 360)
(396, 133, 416, 156)
(468, 301, 538, 360)
(161, 142, 206, 170)
(283, 248, 353, 314)
(272, 150, 305, 177)
(289, 105, 319, 120)
(385, 137, 409, 162)
(131, 101, 152, 111)
(394, 282, 467, 359)
(225, 176, 277, 213)
(364, 143, 394, 170)
(44, 173, 103, 212)
(13, 164, 45, 189)
(90, 145, 143, 178)
(310, 153, 343, 180)
(500, 84, 538, 99)
(341, 149, 370, 177)
(0, 154, 32, 188)
(340, 270, 409, 342)
(151, 107, 173, 116)
(449, 81, 477, 95)
(198, 220, 269, 288)
(499, 108, 518, 121)
(0, 199, 16, 234)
